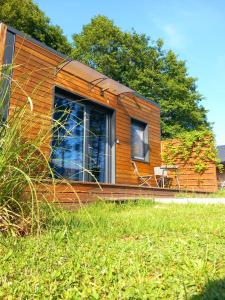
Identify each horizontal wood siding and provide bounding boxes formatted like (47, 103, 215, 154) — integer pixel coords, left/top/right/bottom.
(10, 32, 161, 190)
(10, 34, 62, 156)
(161, 140, 218, 192)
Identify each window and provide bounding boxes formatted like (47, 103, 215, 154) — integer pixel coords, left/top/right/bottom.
(51, 94, 85, 181)
(51, 90, 115, 183)
(131, 119, 149, 161)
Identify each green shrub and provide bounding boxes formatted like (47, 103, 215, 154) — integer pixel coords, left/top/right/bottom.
(162, 130, 223, 174)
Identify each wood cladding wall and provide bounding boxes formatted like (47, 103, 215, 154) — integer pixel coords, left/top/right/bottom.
(161, 140, 218, 192)
(8, 31, 161, 186)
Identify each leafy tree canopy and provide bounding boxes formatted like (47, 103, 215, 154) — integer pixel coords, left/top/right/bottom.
(72, 15, 210, 138)
(0, 0, 72, 55)
(0, 1, 210, 139)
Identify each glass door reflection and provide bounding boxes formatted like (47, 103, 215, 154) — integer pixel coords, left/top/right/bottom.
(86, 106, 108, 183)
(51, 93, 112, 183)
(51, 95, 85, 181)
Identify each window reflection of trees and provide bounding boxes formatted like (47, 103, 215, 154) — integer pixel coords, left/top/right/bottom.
(131, 121, 145, 159)
(88, 108, 106, 182)
(51, 96, 84, 181)
(51, 96, 108, 183)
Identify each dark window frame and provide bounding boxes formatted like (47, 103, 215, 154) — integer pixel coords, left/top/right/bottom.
(131, 118, 150, 163)
(1, 29, 15, 121)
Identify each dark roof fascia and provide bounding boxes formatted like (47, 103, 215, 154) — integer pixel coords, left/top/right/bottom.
(2, 22, 160, 109)
(6, 23, 68, 60)
(134, 92, 160, 108)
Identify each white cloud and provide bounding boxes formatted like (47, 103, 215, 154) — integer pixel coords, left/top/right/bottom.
(151, 16, 189, 51)
(162, 24, 186, 49)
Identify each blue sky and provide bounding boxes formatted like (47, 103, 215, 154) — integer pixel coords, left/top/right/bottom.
(36, 0, 225, 145)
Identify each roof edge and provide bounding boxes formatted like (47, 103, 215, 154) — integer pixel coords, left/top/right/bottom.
(5, 23, 68, 60)
(1, 21, 160, 108)
(134, 92, 160, 108)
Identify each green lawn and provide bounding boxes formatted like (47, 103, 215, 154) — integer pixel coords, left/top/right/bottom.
(176, 190, 225, 198)
(1, 201, 225, 299)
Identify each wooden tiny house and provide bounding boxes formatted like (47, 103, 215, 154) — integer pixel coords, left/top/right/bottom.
(2, 22, 218, 203)
(0, 22, 167, 203)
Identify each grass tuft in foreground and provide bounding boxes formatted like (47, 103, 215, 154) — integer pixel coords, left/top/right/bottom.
(1, 201, 225, 299)
(0, 65, 56, 236)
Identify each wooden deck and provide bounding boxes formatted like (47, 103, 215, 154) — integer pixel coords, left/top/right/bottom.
(36, 180, 208, 209)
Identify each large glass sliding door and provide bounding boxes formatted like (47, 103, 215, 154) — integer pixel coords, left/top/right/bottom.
(87, 106, 109, 183)
(51, 92, 113, 183)
(51, 95, 85, 181)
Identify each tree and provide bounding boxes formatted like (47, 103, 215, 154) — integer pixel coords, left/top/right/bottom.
(0, 0, 72, 55)
(72, 15, 210, 138)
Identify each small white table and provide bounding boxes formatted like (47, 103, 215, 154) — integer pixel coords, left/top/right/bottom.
(160, 165, 180, 189)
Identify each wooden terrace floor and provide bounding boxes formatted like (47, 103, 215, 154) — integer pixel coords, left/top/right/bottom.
(37, 180, 208, 209)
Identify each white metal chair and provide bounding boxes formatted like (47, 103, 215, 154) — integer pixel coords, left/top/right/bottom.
(132, 161, 153, 187)
(154, 167, 172, 188)
(221, 181, 225, 190)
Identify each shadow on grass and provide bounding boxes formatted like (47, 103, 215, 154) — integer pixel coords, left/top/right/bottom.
(191, 278, 225, 300)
